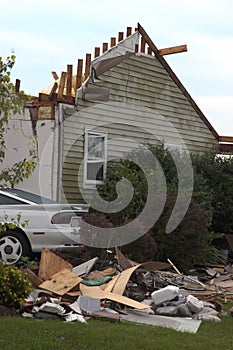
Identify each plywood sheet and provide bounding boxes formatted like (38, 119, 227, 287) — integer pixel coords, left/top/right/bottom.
(104, 274, 121, 292)
(112, 265, 140, 295)
(39, 268, 82, 296)
(80, 284, 149, 310)
(38, 248, 72, 280)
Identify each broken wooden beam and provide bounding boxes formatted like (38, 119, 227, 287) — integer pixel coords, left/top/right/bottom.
(110, 37, 116, 47)
(141, 36, 146, 53)
(75, 59, 83, 90)
(52, 71, 59, 80)
(57, 71, 67, 100)
(158, 44, 187, 56)
(94, 47, 100, 58)
(118, 32, 124, 42)
(127, 27, 132, 37)
(48, 82, 58, 100)
(84, 53, 91, 80)
(103, 42, 108, 53)
(66, 64, 73, 100)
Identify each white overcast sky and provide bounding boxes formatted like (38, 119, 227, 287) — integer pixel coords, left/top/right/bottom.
(1, 0, 233, 136)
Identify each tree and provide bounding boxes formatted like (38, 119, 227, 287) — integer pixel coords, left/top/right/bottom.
(0, 54, 36, 188)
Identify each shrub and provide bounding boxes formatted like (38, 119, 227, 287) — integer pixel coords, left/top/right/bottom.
(0, 262, 32, 310)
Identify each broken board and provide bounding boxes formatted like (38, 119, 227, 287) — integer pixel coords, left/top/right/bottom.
(39, 268, 82, 296)
(38, 248, 72, 280)
(80, 284, 149, 310)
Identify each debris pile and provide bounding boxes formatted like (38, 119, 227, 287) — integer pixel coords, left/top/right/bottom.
(22, 248, 233, 333)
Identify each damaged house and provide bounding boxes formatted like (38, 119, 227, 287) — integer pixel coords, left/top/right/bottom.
(2, 23, 233, 202)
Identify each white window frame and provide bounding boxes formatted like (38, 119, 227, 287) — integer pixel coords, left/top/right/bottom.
(84, 130, 107, 186)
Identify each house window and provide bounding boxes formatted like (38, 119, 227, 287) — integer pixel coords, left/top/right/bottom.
(84, 131, 107, 185)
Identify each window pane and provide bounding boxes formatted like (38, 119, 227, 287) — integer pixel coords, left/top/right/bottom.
(88, 134, 105, 160)
(0, 194, 25, 205)
(87, 162, 104, 181)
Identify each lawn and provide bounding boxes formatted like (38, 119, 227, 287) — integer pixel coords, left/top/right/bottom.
(0, 311, 233, 350)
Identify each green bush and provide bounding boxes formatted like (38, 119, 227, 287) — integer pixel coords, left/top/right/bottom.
(0, 262, 32, 310)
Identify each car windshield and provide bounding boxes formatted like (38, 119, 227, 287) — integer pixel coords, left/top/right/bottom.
(3, 188, 58, 204)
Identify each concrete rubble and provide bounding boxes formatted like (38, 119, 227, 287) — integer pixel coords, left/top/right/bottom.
(21, 248, 233, 333)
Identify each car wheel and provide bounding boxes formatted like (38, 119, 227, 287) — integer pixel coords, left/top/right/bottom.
(0, 231, 32, 265)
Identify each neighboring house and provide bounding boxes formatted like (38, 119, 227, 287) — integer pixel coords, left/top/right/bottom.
(2, 23, 233, 203)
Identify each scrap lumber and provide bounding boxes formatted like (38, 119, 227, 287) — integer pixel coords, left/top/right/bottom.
(158, 44, 187, 56)
(80, 284, 149, 310)
(39, 268, 82, 296)
(104, 274, 121, 292)
(66, 64, 73, 100)
(38, 248, 72, 280)
(112, 265, 140, 295)
(57, 71, 67, 100)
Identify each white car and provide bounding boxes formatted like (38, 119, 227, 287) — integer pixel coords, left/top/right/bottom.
(0, 188, 89, 265)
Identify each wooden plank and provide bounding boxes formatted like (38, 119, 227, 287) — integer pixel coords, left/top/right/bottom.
(104, 274, 121, 292)
(48, 82, 58, 100)
(52, 71, 59, 80)
(75, 59, 83, 90)
(112, 265, 140, 295)
(110, 37, 116, 47)
(103, 42, 108, 53)
(127, 27, 132, 37)
(66, 64, 73, 99)
(94, 47, 100, 58)
(158, 44, 187, 56)
(118, 32, 124, 42)
(141, 36, 146, 53)
(218, 135, 233, 143)
(147, 47, 152, 55)
(39, 268, 82, 296)
(57, 71, 67, 100)
(38, 248, 72, 280)
(84, 53, 91, 80)
(80, 284, 149, 309)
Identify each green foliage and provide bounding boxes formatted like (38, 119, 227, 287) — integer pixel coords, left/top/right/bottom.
(0, 140, 37, 188)
(90, 143, 233, 268)
(0, 54, 23, 162)
(191, 152, 233, 234)
(1, 310, 233, 350)
(0, 262, 31, 310)
(194, 231, 227, 265)
(0, 213, 28, 233)
(0, 55, 37, 188)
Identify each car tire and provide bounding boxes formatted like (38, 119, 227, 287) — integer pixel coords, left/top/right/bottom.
(0, 230, 32, 265)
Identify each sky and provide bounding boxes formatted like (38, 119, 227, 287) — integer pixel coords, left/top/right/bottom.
(1, 0, 233, 136)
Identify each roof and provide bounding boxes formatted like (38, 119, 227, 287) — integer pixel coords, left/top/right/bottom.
(15, 23, 233, 152)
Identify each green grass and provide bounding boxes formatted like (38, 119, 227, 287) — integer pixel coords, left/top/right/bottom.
(0, 312, 233, 350)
